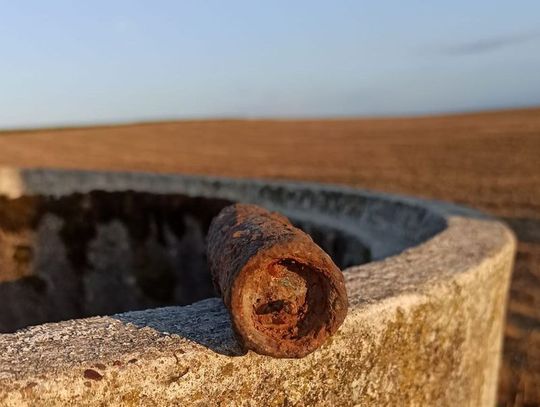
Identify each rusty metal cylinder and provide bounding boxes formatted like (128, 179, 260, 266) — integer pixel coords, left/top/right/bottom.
(206, 203, 348, 358)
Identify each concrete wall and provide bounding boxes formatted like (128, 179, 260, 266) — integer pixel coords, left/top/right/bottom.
(0, 168, 515, 406)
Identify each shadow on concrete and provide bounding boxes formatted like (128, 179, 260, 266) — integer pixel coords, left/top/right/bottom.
(114, 297, 247, 357)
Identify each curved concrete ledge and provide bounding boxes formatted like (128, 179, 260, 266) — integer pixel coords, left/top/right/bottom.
(0, 168, 515, 406)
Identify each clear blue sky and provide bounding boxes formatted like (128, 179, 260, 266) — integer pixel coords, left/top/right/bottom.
(1, 1, 539, 128)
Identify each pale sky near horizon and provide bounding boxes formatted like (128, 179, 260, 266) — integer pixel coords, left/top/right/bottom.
(1, 1, 539, 129)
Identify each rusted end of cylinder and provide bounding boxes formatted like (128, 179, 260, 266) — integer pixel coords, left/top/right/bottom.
(207, 203, 348, 358)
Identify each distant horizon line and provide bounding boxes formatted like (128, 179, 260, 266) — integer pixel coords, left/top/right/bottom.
(1, 104, 539, 133)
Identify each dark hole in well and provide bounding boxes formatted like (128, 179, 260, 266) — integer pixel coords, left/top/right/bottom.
(0, 191, 370, 333)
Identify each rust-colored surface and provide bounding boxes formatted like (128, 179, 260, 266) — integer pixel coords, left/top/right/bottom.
(0, 107, 539, 403)
(207, 203, 348, 358)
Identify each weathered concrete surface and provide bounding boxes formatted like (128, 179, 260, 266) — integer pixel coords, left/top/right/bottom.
(0, 168, 515, 406)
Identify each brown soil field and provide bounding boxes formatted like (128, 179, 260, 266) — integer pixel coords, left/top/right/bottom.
(1, 107, 539, 406)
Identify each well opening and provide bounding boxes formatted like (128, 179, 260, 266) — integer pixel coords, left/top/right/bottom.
(0, 191, 370, 333)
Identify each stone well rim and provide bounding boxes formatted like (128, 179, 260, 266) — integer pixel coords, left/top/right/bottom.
(0, 167, 515, 406)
